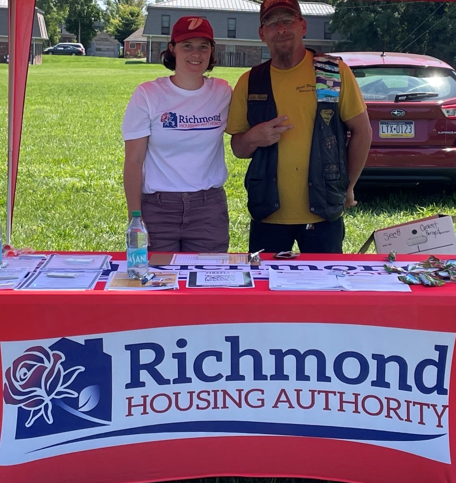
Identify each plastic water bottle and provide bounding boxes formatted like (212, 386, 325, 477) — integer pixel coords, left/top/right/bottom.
(126, 210, 149, 279)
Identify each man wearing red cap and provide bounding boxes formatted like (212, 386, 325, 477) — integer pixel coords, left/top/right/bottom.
(227, 0, 372, 254)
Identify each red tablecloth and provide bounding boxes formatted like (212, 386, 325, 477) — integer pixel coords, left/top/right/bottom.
(0, 252, 454, 483)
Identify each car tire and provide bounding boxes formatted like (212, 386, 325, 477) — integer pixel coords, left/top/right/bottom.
(71, 53, 76, 56)
(49, 52, 53, 55)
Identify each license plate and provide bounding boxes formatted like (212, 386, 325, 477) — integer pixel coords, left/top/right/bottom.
(379, 121, 415, 138)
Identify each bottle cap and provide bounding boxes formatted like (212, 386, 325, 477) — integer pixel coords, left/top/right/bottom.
(131, 210, 141, 217)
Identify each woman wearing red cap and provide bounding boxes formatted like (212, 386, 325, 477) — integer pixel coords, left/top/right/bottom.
(122, 17, 232, 252)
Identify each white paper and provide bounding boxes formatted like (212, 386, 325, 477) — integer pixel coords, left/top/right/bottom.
(269, 268, 411, 292)
(171, 254, 249, 266)
(187, 270, 254, 288)
(196, 271, 247, 286)
(345, 273, 411, 292)
(19, 270, 103, 290)
(0, 269, 30, 290)
(104, 271, 179, 291)
(269, 268, 347, 291)
(1, 257, 45, 272)
(40, 254, 111, 271)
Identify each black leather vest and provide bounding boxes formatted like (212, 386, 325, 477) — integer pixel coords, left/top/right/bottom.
(246, 54, 349, 222)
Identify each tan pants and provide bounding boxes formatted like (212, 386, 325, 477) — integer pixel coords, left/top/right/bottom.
(141, 187, 229, 253)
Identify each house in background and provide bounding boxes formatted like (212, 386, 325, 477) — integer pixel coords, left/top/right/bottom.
(0, 0, 48, 64)
(58, 23, 76, 43)
(124, 26, 147, 58)
(86, 32, 121, 57)
(143, 0, 341, 67)
(59, 20, 104, 45)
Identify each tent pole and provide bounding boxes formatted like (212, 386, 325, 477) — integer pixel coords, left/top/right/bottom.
(6, 0, 16, 245)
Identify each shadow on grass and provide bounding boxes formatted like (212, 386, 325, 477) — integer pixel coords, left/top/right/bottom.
(355, 182, 456, 208)
(124, 60, 148, 65)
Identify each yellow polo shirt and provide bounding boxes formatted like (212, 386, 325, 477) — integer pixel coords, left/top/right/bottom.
(226, 51, 366, 224)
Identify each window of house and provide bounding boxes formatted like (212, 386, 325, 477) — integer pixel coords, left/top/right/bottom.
(162, 15, 171, 35)
(261, 46, 270, 62)
(228, 18, 236, 39)
(130, 43, 136, 49)
(324, 22, 331, 40)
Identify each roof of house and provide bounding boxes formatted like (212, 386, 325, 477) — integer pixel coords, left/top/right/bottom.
(124, 26, 147, 43)
(0, 3, 48, 40)
(147, 0, 335, 16)
(91, 32, 121, 45)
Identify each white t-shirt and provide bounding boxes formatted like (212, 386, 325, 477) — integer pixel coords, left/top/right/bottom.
(122, 76, 232, 193)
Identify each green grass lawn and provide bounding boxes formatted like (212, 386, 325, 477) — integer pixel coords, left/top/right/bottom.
(1, 56, 455, 253)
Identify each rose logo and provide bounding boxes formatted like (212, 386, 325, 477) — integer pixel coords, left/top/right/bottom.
(3, 346, 84, 428)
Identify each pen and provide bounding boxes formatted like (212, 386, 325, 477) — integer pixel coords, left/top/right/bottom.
(46, 272, 78, 278)
(141, 272, 155, 285)
(249, 249, 265, 262)
(65, 257, 94, 264)
(18, 255, 46, 259)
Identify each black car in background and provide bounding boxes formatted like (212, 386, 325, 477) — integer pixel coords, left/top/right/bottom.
(44, 44, 85, 56)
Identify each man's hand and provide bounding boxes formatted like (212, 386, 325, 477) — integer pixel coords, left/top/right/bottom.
(249, 116, 294, 147)
(345, 187, 358, 209)
(231, 116, 293, 158)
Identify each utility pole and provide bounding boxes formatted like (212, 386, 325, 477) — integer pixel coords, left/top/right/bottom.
(78, 20, 81, 43)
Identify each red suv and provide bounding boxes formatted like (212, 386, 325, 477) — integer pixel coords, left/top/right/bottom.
(332, 52, 456, 184)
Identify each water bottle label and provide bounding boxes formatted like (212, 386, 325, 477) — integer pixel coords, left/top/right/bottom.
(127, 247, 148, 267)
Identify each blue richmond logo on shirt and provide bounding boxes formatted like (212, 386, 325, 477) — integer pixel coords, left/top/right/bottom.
(161, 111, 178, 128)
(160, 111, 222, 131)
(3, 338, 112, 439)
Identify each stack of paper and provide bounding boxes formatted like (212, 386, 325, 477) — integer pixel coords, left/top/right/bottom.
(105, 271, 179, 291)
(40, 254, 111, 271)
(186, 270, 254, 288)
(0, 256, 47, 290)
(171, 253, 249, 265)
(19, 254, 109, 291)
(269, 269, 346, 291)
(0, 269, 30, 290)
(268, 268, 411, 292)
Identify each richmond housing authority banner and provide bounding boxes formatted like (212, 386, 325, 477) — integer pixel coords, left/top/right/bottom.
(0, 323, 453, 466)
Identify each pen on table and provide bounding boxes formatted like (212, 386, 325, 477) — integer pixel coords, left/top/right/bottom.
(65, 257, 94, 264)
(18, 254, 45, 259)
(141, 272, 155, 285)
(249, 249, 265, 262)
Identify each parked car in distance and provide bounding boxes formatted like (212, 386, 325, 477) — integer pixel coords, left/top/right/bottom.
(332, 52, 456, 185)
(44, 43, 85, 56)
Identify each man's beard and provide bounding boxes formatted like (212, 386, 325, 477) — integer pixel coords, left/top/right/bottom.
(276, 48, 293, 68)
(271, 37, 294, 68)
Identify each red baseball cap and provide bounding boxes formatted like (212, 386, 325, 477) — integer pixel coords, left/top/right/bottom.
(260, 0, 302, 22)
(171, 17, 214, 43)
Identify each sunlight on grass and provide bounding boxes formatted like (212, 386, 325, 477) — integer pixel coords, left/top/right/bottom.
(0, 56, 455, 253)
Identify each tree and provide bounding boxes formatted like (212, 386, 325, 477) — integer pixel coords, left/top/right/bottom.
(107, 4, 144, 45)
(65, 0, 102, 49)
(36, 0, 69, 46)
(103, 0, 146, 30)
(330, 1, 456, 65)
